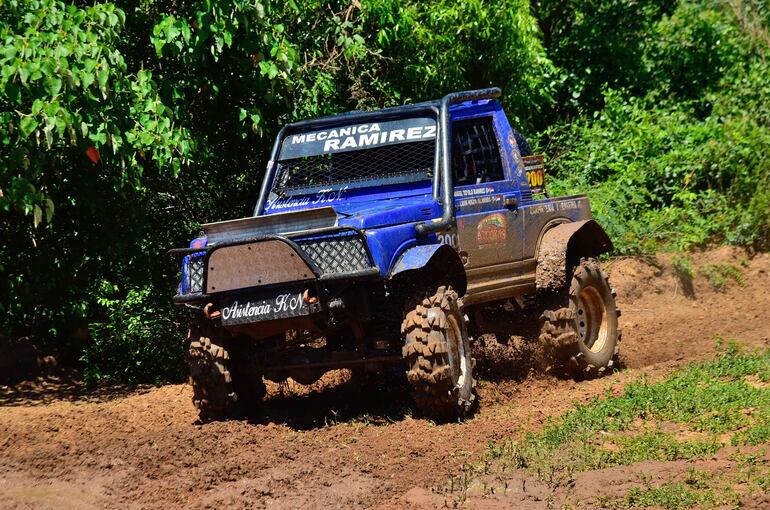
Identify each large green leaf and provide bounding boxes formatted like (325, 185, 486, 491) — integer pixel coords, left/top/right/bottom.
(19, 116, 38, 138)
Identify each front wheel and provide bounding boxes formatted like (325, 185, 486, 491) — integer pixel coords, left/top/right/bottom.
(186, 321, 266, 422)
(186, 322, 237, 422)
(402, 285, 476, 421)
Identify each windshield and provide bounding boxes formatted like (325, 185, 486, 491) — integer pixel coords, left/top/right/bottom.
(271, 116, 437, 195)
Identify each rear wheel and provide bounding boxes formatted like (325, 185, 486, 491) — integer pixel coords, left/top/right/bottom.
(540, 258, 620, 378)
(402, 286, 476, 421)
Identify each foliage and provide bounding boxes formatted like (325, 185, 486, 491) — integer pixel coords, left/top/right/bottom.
(361, 0, 555, 126)
(540, 0, 770, 254)
(612, 481, 716, 509)
(699, 263, 745, 291)
(0, 0, 197, 373)
(645, 0, 745, 101)
(83, 284, 186, 384)
(0, 0, 192, 221)
(1, 0, 769, 382)
(531, 0, 675, 115)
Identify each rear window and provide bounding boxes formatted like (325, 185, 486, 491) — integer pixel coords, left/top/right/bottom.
(272, 117, 436, 194)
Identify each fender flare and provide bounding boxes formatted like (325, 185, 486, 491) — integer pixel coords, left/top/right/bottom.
(536, 219, 613, 291)
(389, 244, 467, 296)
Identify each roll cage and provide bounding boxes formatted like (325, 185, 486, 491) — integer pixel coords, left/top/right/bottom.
(252, 88, 503, 236)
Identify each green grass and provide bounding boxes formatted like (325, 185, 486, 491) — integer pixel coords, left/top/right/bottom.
(610, 481, 717, 509)
(699, 264, 745, 291)
(440, 343, 770, 507)
(491, 343, 770, 477)
(597, 462, 770, 509)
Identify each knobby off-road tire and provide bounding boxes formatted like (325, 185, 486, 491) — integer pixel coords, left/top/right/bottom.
(186, 322, 237, 422)
(186, 322, 266, 422)
(402, 286, 476, 421)
(540, 258, 620, 379)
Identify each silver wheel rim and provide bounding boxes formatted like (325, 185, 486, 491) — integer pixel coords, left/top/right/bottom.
(576, 286, 609, 353)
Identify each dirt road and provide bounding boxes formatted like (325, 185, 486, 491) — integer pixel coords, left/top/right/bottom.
(1, 248, 768, 509)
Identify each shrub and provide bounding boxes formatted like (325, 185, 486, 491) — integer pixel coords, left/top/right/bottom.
(82, 284, 187, 384)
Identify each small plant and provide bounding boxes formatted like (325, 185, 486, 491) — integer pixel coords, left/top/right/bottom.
(620, 481, 713, 509)
(671, 255, 695, 297)
(672, 255, 694, 281)
(699, 264, 745, 291)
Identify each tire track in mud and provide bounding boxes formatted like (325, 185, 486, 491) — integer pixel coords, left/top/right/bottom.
(0, 248, 768, 509)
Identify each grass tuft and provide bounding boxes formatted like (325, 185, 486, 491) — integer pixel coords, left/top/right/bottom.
(699, 264, 745, 291)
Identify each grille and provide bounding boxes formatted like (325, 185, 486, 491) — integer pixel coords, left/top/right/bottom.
(273, 140, 434, 192)
(186, 255, 205, 293)
(295, 233, 371, 275)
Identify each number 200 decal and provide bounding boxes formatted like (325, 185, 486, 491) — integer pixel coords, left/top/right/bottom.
(438, 232, 458, 247)
(527, 169, 544, 187)
(523, 155, 546, 194)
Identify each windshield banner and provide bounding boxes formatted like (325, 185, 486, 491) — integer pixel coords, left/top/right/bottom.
(279, 117, 436, 160)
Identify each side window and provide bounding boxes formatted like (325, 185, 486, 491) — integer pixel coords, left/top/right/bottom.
(452, 116, 504, 186)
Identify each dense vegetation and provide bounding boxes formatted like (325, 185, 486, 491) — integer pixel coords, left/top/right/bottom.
(1, 0, 768, 382)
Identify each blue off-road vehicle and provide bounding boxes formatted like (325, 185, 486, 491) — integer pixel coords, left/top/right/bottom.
(172, 88, 620, 422)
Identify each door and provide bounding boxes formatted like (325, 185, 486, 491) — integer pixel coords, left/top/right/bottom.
(452, 115, 524, 276)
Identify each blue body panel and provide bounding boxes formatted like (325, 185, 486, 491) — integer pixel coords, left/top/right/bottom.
(390, 244, 446, 275)
(180, 99, 544, 289)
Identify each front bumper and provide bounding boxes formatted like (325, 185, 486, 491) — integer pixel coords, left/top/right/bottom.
(171, 228, 380, 314)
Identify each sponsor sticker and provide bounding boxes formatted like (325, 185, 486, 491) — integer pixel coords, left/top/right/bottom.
(523, 155, 546, 194)
(265, 186, 348, 212)
(221, 291, 309, 325)
(477, 212, 507, 245)
(279, 117, 437, 159)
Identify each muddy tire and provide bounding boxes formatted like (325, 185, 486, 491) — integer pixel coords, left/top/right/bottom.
(540, 258, 620, 378)
(402, 286, 476, 421)
(186, 322, 237, 422)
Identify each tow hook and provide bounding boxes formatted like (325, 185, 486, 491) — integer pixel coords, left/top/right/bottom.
(303, 289, 318, 305)
(203, 302, 221, 320)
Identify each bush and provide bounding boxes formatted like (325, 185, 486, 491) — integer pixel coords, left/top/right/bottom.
(540, 1, 770, 254)
(82, 284, 187, 385)
(544, 98, 770, 253)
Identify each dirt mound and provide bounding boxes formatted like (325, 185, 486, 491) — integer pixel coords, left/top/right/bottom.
(607, 248, 769, 369)
(1, 249, 769, 509)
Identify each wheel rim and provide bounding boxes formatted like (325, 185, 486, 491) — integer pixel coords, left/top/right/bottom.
(576, 286, 609, 352)
(446, 314, 467, 389)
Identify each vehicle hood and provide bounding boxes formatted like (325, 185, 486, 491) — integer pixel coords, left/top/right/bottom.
(334, 196, 440, 229)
